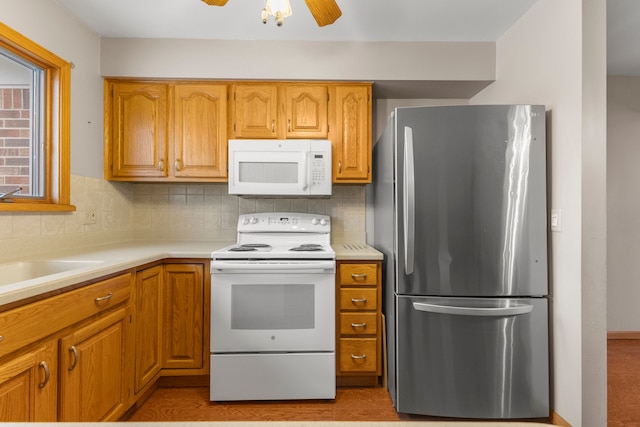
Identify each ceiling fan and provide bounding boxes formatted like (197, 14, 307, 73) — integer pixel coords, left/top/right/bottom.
(201, 0, 342, 27)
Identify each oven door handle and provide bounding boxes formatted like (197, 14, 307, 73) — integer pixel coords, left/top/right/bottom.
(211, 260, 335, 274)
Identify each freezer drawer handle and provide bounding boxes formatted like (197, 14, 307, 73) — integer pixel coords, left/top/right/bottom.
(412, 302, 533, 317)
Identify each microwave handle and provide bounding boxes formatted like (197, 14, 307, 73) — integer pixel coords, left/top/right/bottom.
(302, 152, 308, 191)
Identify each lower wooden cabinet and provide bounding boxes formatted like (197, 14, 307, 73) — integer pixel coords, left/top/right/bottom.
(162, 263, 204, 370)
(0, 258, 209, 422)
(134, 265, 163, 395)
(59, 307, 132, 422)
(0, 339, 57, 422)
(336, 260, 382, 386)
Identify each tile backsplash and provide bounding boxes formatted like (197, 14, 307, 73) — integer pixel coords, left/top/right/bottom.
(0, 175, 367, 263)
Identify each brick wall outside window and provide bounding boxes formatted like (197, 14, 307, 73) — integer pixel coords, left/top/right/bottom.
(0, 86, 31, 195)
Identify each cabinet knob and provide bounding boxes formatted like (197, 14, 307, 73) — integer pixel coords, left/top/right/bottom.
(271, 119, 275, 133)
(175, 159, 182, 171)
(158, 159, 165, 171)
(338, 160, 342, 174)
(288, 119, 291, 132)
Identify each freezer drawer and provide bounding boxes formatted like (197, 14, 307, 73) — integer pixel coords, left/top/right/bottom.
(395, 296, 549, 419)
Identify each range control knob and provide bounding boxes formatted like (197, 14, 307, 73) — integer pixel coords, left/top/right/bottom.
(311, 218, 319, 225)
(241, 217, 249, 225)
(250, 217, 258, 224)
(319, 218, 328, 226)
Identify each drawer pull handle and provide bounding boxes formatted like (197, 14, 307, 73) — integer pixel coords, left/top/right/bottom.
(68, 346, 78, 371)
(351, 354, 367, 360)
(351, 322, 367, 328)
(95, 292, 113, 303)
(271, 119, 275, 132)
(351, 298, 367, 303)
(0, 335, 4, 343)
(351, 273, 367, 280)
(158, 159, 165, 171)
(38, 361, 50, 388)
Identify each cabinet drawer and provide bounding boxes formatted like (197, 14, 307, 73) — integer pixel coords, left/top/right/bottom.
(339, 264, 377, 286)
(0, 273, 132, 358)
(340, 313, 377, 335)
(339, 338, 378, 373)
(339, 288, 377, 311)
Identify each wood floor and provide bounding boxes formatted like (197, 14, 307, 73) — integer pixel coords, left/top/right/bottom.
(124, 339, 640, 424)
(608, 338, 640, 426)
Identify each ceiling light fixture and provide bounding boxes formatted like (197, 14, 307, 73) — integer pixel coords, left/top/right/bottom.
(261, 0, 292, 26)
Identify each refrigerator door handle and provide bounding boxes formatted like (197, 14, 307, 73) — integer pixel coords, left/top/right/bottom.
(412, 302, 534, 317)
(403, 126, 415, 275)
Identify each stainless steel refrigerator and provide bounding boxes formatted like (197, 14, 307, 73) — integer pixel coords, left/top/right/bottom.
(368, 105, 549, 419)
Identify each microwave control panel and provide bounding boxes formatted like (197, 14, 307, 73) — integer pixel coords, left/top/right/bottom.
(310, 153, 329, 186)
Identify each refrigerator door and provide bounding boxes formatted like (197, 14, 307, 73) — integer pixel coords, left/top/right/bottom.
(395, 105, 548, 297)
(395, 295, 549, 418)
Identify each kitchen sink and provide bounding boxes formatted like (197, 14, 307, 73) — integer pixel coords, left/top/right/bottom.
(0, 260, 104, 287)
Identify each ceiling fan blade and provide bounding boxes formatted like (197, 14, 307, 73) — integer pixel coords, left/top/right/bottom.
(304, 0, 342, 27)
(201, 0, 229, 5)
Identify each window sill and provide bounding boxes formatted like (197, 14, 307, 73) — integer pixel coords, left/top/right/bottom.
(0, 203, 76, 213)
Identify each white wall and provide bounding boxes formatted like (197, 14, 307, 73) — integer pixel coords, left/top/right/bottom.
(607, 76, 640, 331)
(471, 0, 607, 425)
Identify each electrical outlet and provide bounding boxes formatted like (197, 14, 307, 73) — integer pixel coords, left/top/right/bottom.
(84, 208, 97, 225)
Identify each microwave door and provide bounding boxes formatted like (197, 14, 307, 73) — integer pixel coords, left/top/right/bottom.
(230, 151, 308, 195)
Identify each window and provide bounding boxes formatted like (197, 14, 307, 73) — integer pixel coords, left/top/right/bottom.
(0, 22, 73, 212)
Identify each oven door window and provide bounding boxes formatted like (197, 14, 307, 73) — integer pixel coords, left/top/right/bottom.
(231, 284, 314, 330)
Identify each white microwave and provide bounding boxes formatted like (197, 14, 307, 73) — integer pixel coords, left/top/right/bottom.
(228, 139, 332, 197)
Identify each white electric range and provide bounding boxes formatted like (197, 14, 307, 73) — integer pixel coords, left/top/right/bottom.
(209, 212, 336, 401)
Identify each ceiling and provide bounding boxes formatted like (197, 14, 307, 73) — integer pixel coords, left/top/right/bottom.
(55, 0, 640, 76)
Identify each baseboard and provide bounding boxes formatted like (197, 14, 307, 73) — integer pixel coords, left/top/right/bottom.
(608, 331, 640, 340)
(550, 410, 572, 426)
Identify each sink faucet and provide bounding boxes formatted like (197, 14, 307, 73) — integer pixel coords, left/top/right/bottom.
(0, 186, 23, 202)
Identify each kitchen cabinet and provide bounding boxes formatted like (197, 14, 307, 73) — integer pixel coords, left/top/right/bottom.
(229, 83, 328, 139)
(173, 84, 228, 178)
(162, 263, 205, 372)
(106, 81, 168, 179)
(336, 261, 382, 386)
(133, 265, 163, 395)
(105, 80, 228, 181)
(329, 84, 372, 183)
(59, 307, 132, 422)
(0, 339, 57, 422)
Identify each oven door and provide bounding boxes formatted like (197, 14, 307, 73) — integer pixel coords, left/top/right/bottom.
(210, 260, 335, 353)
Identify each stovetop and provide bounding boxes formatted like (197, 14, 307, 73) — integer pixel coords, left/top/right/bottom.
(212, 213, 335, 260)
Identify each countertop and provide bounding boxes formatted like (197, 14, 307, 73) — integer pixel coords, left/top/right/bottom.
(332, 243, 383, 260)
(0, 240, 232, 307)
(0, 240, 383, 307)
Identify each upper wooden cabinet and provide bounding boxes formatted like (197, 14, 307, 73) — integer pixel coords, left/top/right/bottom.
(229, 83, 328, 140)
(173, 84, 228, 179)
(105, 79, 371, 184)
(330, 85, 372, 183)
(106, 82, 168, 179)
(105, 80, 227, 182)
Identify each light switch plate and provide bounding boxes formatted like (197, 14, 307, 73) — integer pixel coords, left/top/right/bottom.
(550, 209, 561, 232)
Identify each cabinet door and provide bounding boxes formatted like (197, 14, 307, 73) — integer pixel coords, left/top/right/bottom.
(284, 85, 328, 138)
(0, 340, 57, 422)
(109, 82, 168, 178)
(59, 308, 130, 422)
(174, 84, 228, 178)
(331, 85, 372, 183)
(162, 264, 204, 369)
(231, 84, 279, 138)
(134, 265, 163, 394)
